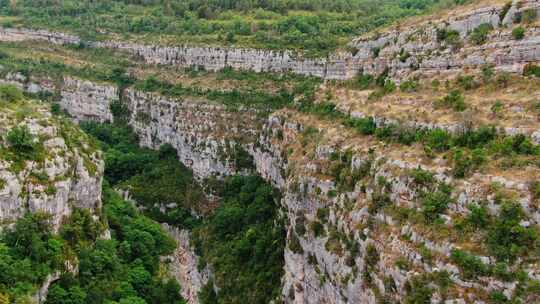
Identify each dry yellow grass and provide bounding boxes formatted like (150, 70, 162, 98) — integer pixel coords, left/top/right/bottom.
(320, 75, 540, 133)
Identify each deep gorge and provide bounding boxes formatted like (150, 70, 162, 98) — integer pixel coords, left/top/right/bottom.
(0, 0, 540, 303)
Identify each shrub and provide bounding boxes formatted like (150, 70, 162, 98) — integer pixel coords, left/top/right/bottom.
(456, 75, 479, 90)
(233, 146, 254, 170)
(436, 28, 461, 49)
(481, 64, 495, 82)
(495, 72, 511, 87)
(383, 79, 397, 93)
(419, 245, 434, 265)
(524, 64, 540, 77)
(404, 275, 433, 304)
(395, 257, 411, 271)
(450, 249, 490, 279)
(0, 84, 23, 103)
(491, 100, 504, 116)
(288, 233, 304, 254)
(454, 126, 497, 149)
(7, 125, 37, 157)
(425, 129, 451, 152)
(365, 244, 379, 268)
(368, 192, 391, 215)
(316, 208, 329, 223)
(512, 26, 525, 40)
(108, 67, 134, 87)
(470, 23, 493, 45)
(522, 8, 538, 24)
(499, 2, 512, 22)
(530, 181, 540, 201)
(490, 291, 508, 304)
(50, 103, 62, 115)
(467, 203, 489, 229)
(355, 74, 374, 90)
(487, 202, 538, 262)
(451, 148, 486, 178)
(375, 68, 390, 87)
(400, 79, 420, 92)
(492, 262, 514, 282)
(438, 90, 466, 112)
(372, 47, 381, 58)
(345, 117, 376, 135)
(410, 168, 435, 187)
(310, 220, 325, 237)
(225, 31, 236, 43)
(421, 189, 452, 222)
(138, 75, 162, 92)
(399, 49, 411, 63)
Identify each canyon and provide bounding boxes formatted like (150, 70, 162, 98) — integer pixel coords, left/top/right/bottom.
(0, 0, 540, 303)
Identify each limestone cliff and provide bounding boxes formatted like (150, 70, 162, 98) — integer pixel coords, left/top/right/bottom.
(351, 0, 540, 80)
(254, 110, 540, 303)
(161, 224, 211, 304)
(0, 1, 539, 303)
(0, 98, 104, 230)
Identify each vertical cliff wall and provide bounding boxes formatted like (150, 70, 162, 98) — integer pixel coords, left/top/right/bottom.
(251, 110, 540, 304)
(161, 224, 211, 304)
(0, 99, 104, 230)
(124, 88, 262, 178)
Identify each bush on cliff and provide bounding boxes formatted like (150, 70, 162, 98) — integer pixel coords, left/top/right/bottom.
(0, 84, 23, 103)
(469, 23, 493, 45)
(512, 26, 525, 40)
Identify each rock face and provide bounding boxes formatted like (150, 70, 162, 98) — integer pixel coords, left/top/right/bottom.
(0, 1, 539, 302)
(250, 111, 540, 304)
(1, 74, 262, 178)
(0, 27, 80, 45)
(161, 224, 210, 304)
(124, 88, 261, 178)
(97, 41, 359, 80)
(351, 0, 540, 80)
(46, 72, 540, 302)
(0, 0, 538, 81)
(0, 100, 104, 230)
(32, 272, 61, 304)
(60, 77, 117, 123)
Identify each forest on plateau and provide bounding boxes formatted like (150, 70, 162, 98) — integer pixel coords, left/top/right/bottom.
(1, 0, 470, 56)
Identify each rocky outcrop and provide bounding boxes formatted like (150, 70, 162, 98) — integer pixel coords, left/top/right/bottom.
(0, 2, 539, 303)
(123, 88, 262, 178)
(351, 0, 540, 80)
(0, 27, 358, 80)
(96, 40, 359, 80)
(250, 111, 540, 304)
(60, 77, 117, 123)
(0, 27, 80, 45)
(161, 224, 211, 304)
(0, 73, 263, 178)
(0, 100, 104, 230)
(32, 272, 61, 304)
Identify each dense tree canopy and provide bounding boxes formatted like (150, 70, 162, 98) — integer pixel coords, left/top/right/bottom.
(0, 0, 471, 56)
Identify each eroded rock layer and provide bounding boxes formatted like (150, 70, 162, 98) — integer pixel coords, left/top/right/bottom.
(0, 100, 103, 230)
